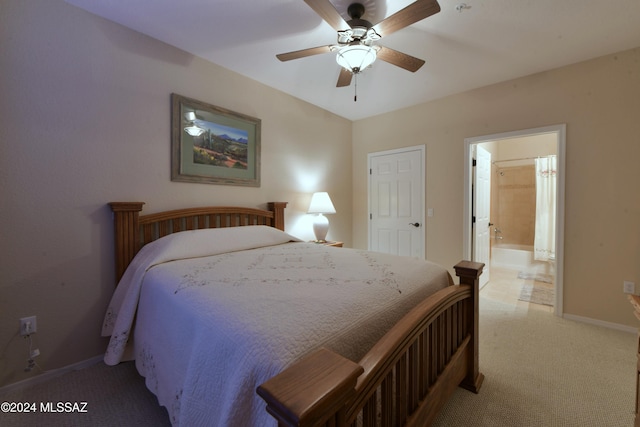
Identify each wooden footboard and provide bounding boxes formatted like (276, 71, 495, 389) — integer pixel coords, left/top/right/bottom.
(257, 261, 484, 427)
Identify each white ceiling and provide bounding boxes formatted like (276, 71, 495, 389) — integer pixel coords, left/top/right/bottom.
(65, 0, 640, 121)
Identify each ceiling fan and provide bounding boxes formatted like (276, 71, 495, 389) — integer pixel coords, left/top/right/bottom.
(276, 0, 441, 89)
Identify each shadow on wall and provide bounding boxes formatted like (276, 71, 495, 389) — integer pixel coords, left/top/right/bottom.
(0, 204, 114, 388)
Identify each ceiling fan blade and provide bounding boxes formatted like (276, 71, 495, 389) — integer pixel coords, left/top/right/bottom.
(372, 0, 441, 38)
(336, 68, 352, 87)
(376, 46, 425, 72)
(304, 0, 349, 31)
(276, 45, 333, 62)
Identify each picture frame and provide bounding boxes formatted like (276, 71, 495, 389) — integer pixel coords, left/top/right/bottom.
(171, 93, 261, 186)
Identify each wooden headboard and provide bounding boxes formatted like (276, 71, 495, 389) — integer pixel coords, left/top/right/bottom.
(109, 202, 287, 283)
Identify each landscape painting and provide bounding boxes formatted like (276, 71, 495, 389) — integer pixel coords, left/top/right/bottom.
(171, 94, 261, 187)
(192, 121, 248, 169)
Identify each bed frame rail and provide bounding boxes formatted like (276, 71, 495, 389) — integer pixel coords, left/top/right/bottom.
(109, 201, 286, 282)
(257, 261, 484, 427)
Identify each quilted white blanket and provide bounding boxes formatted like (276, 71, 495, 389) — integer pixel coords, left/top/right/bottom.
(102, 226, 453, 426)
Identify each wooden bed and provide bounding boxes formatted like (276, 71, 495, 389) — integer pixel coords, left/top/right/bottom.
(109, 201, 484, 427)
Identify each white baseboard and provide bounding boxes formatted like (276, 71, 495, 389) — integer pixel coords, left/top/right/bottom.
(563, 313, 637, 334)
(0, 355, 104, 395)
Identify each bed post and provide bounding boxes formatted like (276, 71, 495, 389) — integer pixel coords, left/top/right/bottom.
(257, 347, 363, 427)
(268, 202, 287, 231)
(454, 260, 485, 393)
(109, 202, 144, 284)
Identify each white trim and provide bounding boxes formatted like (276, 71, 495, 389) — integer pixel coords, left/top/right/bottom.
(563, 313, 637, 334)
(463, 124, 566, 317)
(368, 145, 426, 258)
(0, 355, 104, 395)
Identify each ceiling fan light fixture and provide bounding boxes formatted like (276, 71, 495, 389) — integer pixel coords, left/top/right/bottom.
(336, 44, 377, 74)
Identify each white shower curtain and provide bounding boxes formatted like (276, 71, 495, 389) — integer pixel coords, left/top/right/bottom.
(534, 155, 557, 261)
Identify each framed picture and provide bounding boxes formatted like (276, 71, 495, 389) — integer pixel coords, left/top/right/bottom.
(171, 93, 261, 186)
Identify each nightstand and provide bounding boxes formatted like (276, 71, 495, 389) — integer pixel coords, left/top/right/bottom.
(312, 241, 343, 247)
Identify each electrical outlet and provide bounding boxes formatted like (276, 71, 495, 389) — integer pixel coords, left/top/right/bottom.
(623, 281, 636, 295)
(19, 316, 37, 336)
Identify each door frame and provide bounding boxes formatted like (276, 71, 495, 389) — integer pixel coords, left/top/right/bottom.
(368, 144, 426, 258)
(462, 124, 566, 316)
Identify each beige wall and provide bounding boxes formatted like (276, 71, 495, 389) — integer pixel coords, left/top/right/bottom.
(0, 0, 351, 387)
(353, 47, 640, 328)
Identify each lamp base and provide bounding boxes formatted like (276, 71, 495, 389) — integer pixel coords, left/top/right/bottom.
(312, 214, 329, 242)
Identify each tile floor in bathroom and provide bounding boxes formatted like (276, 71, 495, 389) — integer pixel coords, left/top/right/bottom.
(480, 267, 555, 313)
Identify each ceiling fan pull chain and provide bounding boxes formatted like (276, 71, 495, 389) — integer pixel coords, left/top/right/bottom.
(354, 73, 358, 102)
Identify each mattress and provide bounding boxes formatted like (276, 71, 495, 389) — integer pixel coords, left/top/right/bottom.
(102, 226, 453, 426)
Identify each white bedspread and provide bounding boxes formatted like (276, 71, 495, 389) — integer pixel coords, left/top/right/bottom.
(102, 226, 453, 426)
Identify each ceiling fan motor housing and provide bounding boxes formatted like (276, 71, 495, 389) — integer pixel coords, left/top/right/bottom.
(339, 3, 379, 45)
(347, 3, 365, 19)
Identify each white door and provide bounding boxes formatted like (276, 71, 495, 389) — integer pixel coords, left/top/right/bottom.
(369, 146, 424, 258)
(473, 145, 491, 286)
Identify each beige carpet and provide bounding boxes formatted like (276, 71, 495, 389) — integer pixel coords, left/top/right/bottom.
(433, 295, 636, 426)
(0, 361, 171, 427)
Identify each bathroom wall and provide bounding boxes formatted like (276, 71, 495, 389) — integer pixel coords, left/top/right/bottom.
(485, 134, 557, 247)
(492, 164, 536, 246)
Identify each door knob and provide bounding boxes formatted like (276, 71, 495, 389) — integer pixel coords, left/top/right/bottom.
(409, 222, 420, 228)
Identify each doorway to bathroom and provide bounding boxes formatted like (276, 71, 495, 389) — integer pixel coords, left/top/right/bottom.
(463, 125, 566, 316)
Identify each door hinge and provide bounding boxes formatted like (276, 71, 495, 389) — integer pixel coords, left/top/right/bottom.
(369, 213, 372, 220)
(472, 216, 476, 224)
(369, 168, 372, 175)
(472, 159, 477, 167)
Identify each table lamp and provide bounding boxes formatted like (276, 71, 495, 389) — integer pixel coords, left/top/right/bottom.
(307, 192, 336, 242)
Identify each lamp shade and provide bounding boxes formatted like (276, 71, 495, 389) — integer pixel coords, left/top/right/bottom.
(308, 192, 336, 214)
(336, 44, 376, 73)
